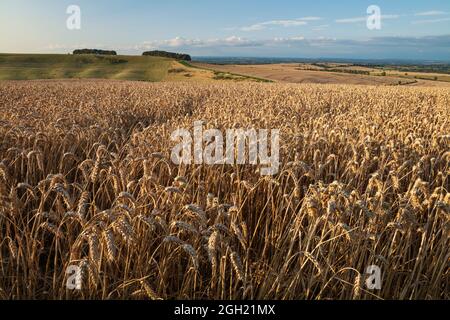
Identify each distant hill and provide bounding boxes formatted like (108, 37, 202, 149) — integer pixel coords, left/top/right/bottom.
(143, 50, 191, 61)
(73, 49, 117, 55)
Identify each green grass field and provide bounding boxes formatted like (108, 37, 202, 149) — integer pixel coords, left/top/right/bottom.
(0, 53, 174, 81)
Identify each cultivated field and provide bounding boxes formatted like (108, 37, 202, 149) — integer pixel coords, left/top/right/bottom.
(193, 62, 450, 87)
(0, 80, 449, 300)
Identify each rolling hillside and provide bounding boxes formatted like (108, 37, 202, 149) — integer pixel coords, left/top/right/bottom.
(0, 54, 174, 81)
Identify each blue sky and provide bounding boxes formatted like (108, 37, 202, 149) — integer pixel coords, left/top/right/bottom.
(1, 0, 449, 60)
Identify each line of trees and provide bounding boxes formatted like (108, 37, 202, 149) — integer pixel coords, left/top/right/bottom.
(72, 49, 192, 61)
(73, 49, 117, 55)
(142, 50, 191, 61)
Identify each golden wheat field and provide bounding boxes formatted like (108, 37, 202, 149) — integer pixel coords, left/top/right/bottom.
(0, 79, 449, 300)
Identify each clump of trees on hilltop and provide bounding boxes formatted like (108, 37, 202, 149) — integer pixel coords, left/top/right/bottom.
(73, 49, 117, 55)
(71, 49, 192, 61)
(142, 50, 191, 61)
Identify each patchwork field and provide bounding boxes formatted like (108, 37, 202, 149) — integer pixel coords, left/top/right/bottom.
(193, 62, 450, 87)
(0, 80, 448, 300)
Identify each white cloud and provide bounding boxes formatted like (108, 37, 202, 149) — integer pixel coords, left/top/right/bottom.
(138, 36, 262, 49)
(335, 17, 366, 23)
(312, 24, 329, 31)
(273, 36, 305, 42)
(133, 35, 311, 50)
(45, 43, 102, 50)
(241, 24, 266, 32)
(297, 16, 322, 21)
(44, 35, 450, 59)
(135, 34, 450, 50)
(336, 11, 449, 25)
(242, 20, 307, 31)
(336, 14, 399, 23)
(240, 17, 321, 31)
(414, 11, 447, 16)
(412, 17, 450, 24)
(381, 14, 400, 19)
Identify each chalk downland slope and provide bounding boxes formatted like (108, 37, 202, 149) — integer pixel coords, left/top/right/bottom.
(0, 54, 270, 83)
(0, 54, 175, 81)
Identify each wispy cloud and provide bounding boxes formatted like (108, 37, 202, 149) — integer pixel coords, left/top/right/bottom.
(412, 17, 450, 24)
(297, 17, 323, 21)
(242, 20, 306, 31)
(130, 35, 311, 50)
(44, 35, 450, 60)
(411, 9, 449, 24)
(135, 34, 450, 50)
(335, 17, 366, 24)
(336, 11, 449, 25)
(312, 24, 329, 31)
(335, 14, 400, 23)
(46, 43, 91, 50)
(241, 17, 321, 31)
(138, 36, 267, 49)
(414, 11, 447, 16)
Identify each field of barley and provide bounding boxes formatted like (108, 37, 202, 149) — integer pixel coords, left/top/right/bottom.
(0, 79, 449, 300)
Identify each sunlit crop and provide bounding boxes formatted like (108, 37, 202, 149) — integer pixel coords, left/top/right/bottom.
(0, 80, 448, 300)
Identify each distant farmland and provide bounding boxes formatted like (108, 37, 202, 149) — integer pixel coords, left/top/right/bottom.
(192, 62, 450, 87)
